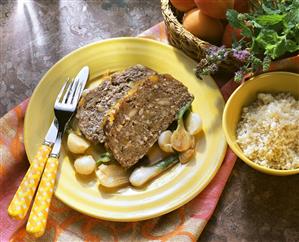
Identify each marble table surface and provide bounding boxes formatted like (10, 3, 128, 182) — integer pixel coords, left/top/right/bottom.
(1, 1, 298, 241)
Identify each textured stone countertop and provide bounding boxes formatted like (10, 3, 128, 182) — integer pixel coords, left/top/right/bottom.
(1, 1, 298, 241)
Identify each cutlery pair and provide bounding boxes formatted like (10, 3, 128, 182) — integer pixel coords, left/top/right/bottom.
(8, 66, 89, 237)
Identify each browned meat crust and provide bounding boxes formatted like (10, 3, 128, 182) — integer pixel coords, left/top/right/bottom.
(104, 74, 194, 168)
(76, 65, 156, 143)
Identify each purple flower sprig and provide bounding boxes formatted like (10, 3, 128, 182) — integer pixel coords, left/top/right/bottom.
(232, 49, 250, 62)
(196, 46, 229, 76)
(195, 45, 268, 83)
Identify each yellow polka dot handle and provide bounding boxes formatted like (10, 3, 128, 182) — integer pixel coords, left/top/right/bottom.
(26, 157, 59, 238)
(8, 144, 51, 220)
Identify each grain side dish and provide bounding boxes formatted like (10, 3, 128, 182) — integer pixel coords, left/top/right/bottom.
(236, 93, 299, 170)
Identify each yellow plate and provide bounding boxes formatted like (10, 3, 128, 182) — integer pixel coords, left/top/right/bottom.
(24, 37, 227, 221)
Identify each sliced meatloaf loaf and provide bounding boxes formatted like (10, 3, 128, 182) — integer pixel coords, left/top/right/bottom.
(104, 74, 194, 168)
(76, 65, 156, 143)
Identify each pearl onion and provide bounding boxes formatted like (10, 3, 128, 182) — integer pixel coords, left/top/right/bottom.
(67, 133, 90, 154)
(74, 155, 96, 175)
(185, 112, 203, 135)
(158, 130, 174, 153)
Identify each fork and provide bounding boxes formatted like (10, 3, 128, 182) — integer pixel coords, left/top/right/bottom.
(26, 78, 83, 237)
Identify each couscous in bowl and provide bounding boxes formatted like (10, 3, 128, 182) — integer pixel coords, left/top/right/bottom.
(223, 72, 299, 176)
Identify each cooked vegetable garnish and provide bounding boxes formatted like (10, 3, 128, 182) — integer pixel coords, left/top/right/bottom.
(171, 121, 192, 152)
(171, 102, 193, 152)
(179, 135, 196, 164)
(185, 112, 203, 135)
(74, 155, 96, 175)
(129, 154, 179, 187)
(96, 164, 129, 188)
(67, 133, 90, 154)
(146, 144, 167, 164)
(179, 148, 195, 164)
(96, 152, 114, 165)
(158, 130, 174, 153)
(177, 102, 192, 120)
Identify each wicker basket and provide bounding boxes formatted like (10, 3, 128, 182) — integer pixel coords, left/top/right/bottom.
(161, 0, 249, 75)
(161, 0, 214, 61)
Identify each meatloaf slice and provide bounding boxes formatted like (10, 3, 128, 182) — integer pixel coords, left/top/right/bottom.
(76, 65, 156, 143)
(104, 74, 194, 168)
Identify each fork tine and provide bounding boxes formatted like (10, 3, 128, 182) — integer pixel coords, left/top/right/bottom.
(55, 79, 69, 104)
(62, 78, 74, 104)
(67, 78, 80, 104)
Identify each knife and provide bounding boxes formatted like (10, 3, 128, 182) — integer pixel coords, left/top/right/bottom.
(8, 66, 89, 220)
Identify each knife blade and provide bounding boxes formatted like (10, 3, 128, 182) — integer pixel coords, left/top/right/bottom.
(43, 119, 58, 145)
(74, 66, 89, 96)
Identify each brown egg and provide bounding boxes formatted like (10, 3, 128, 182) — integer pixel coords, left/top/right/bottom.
(183, 9, 224, 44)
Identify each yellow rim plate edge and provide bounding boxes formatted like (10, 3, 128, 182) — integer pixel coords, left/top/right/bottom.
(24, 37, 227, 221)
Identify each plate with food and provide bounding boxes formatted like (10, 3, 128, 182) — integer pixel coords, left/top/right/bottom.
(24, 37, 227, 221)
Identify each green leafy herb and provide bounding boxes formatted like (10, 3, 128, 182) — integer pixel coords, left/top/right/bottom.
(155, 154, 179, 170)
(230, 0, 299, 60)
(196, 0, 299, 82)
(256, 14, 285, 26)
(226, 10, 252, 38)
(96, 152, 114, 165)
(177, 101, 192, 120)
